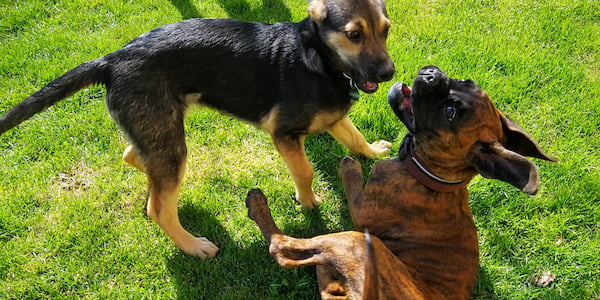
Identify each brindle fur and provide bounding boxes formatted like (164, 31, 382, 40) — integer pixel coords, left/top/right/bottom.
(247, 66, 556, 299)
(0, 0, 395, 258)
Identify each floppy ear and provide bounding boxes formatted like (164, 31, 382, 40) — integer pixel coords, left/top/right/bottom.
(307, 0, 327, 22)
(466, 142, 540, 195)
(499, 112, 558, 162)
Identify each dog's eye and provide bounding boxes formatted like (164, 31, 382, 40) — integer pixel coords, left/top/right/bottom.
(346, 31, 361, 41)
(446, 105, 457, 122)
(382, 27, 390, 38)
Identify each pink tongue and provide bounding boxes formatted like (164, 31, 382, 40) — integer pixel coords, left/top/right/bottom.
(365, 81, 378, 90)
(402, 84, 412, 97)
(401, 85, 413, 113)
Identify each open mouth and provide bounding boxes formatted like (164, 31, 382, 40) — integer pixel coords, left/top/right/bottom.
(345, 73, 381, 94)
(388, 82, 416, 132)
(361, 80, 379, 93)
(400, 83, 413, 115)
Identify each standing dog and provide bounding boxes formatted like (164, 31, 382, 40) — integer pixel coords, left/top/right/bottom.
(246, 66, 557, 298)
(0, 0, 394, 258)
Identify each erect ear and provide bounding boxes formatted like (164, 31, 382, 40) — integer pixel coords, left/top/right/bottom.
(466, 142, 540, 195)
(499, 112, 558, 162)
(307, 0, 327, 23)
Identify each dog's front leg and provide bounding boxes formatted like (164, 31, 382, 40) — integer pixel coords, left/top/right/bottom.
(339, 156, 367, 226)
(339, 156, 364, 208)
(272, 135, 321, 208)
(328, 116, 392, 158)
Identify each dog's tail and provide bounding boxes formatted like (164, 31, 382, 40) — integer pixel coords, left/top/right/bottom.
(0, 58, 109, 134)
(363, 229, 379, 300)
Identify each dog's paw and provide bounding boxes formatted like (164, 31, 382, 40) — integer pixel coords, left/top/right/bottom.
(339, 156, 361, 173)
(296, 192, 322, 209)
(246, 188, 270, 222)
(184, 237, 219, 259)
(368, 140, 393, 157)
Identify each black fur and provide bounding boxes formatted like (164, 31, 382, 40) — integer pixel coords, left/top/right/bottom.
(0, 2, 395, 256)
(1, 18, 354, 136)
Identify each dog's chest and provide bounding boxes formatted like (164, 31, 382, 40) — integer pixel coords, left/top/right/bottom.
(355, 160, 476, 247)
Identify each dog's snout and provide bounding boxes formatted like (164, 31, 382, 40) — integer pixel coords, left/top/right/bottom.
(387, 82, 403, 104)
(377, 62, 395, 82)
(419, 67, 439, 83)
(366, 61, 395, 83)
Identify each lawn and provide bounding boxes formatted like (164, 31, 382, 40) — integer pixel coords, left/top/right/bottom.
(1, 0, 599, 298)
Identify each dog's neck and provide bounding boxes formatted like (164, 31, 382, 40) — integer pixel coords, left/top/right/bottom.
(398, 134, 467, 193)
(298, 19, 355, 97)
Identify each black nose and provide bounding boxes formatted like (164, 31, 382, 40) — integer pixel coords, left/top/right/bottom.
(418, 66, 440, 83)
(377, 62, 395, 82)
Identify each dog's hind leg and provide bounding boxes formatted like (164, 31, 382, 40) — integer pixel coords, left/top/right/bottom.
(328, 116, 392, 158)
(272, 136, 321, 208)
(143, 141, 219, 259)
(112, 91, 218, 258)
(122, 145, 146, 173)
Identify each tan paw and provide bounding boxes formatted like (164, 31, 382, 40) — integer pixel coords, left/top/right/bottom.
(368, 140, 393, 157)
(183, 237, 219, 259)
(296, 192, 323, 209)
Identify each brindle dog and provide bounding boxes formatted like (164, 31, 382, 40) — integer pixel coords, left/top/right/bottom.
(246, 66, 557, 298)
(0, 0, 395, 258)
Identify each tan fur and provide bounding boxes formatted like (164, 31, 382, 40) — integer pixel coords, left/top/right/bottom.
(259, 106, 280, 135)
(122, 145, 146, 173)
(308, 110, 345, 133)
(328, 116, 392, 158)
(308, 0, 327, 22)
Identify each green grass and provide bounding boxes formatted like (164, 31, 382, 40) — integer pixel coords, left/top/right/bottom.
(1, 0, 599, 298)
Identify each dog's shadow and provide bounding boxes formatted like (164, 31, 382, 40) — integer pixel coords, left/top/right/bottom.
(164, 135, 353, 298)
(169, 0, 293, 22)
(169, 0, 203, 19)
(165, 187, 336, 299)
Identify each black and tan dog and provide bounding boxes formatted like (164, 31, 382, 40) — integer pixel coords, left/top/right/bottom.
(246, 66, 557, 299)
(0, 0, 395, 258)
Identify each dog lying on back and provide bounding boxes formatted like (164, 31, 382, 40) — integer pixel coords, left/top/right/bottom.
(0, 0, 395, 258)
(246, 66, 557, 298)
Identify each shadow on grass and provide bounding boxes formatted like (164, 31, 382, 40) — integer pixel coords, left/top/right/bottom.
(217, 0, 292, 22)
(169, 0, 293, 22)
(468, 159, 600, 298)
(165, 186, 332, 298)
(473, 266, 501, 299)
(169, 0, 203, 19)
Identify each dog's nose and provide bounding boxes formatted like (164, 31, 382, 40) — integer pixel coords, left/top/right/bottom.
(419, 66, 439, 83)
(377, 62, 395, 82)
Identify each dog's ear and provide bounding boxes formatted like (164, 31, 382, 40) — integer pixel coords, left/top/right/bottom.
(307, 0, 327, 22)
(466, 142, 540, 195)
(499, 112, 558, 162)
(466, 112, 556, 195)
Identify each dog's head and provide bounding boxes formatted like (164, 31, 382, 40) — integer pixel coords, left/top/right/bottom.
(307, 0, 395, 93)
(388, 65, 557, 194)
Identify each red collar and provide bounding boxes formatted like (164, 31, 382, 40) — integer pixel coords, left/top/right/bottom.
(399, 134, 466, 193)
